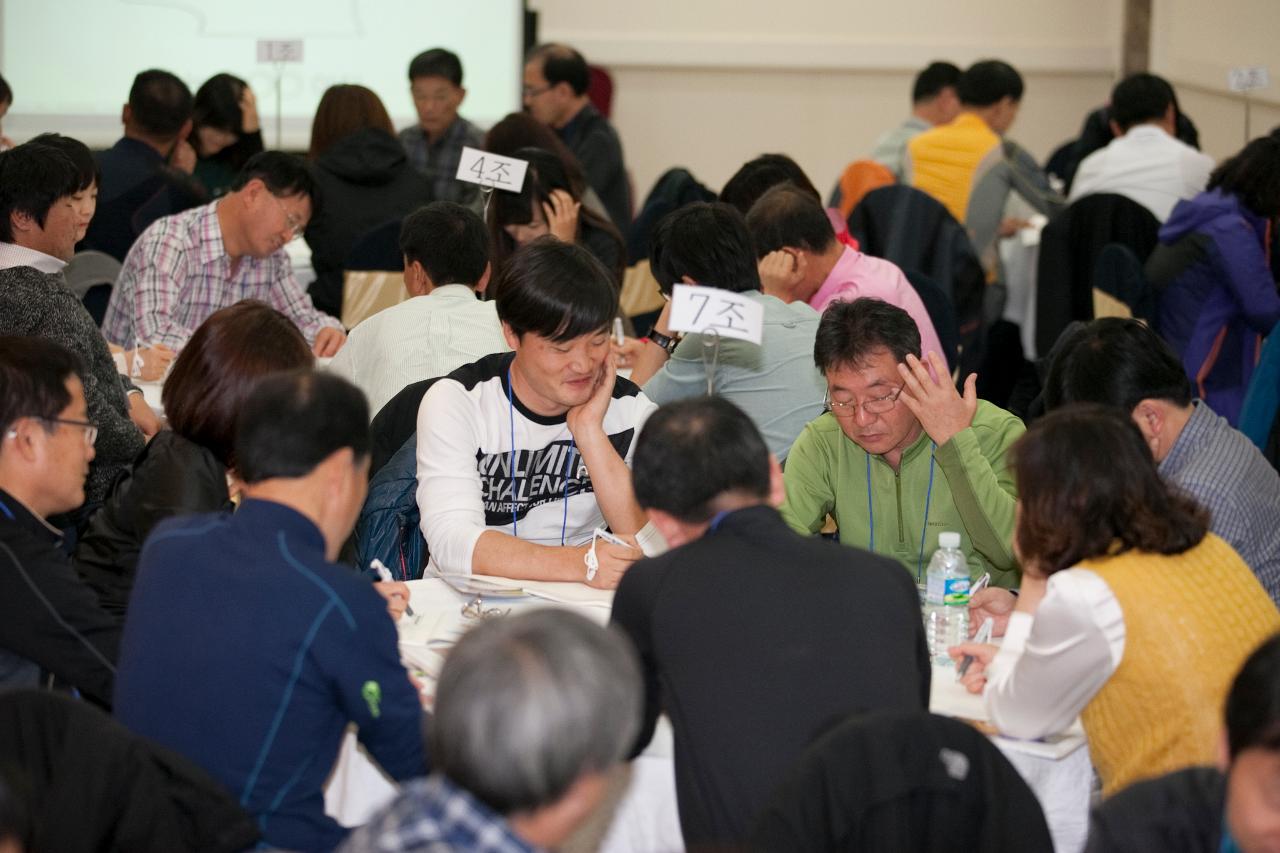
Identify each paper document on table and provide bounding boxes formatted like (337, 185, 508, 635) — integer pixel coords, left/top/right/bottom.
(931, 675, 1087, 759)
(516, 579, 615, 609)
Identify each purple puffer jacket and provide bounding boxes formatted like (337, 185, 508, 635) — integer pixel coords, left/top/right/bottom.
(1157, 189, 1280, 425)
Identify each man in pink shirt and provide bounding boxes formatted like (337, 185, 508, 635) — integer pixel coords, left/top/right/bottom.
(745, 184, 947, 369)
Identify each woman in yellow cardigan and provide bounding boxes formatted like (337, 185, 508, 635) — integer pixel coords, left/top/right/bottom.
(953, 405, 1280, 797)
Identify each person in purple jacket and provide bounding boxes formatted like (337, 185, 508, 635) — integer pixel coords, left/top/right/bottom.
(1151, 128, 1280, 425)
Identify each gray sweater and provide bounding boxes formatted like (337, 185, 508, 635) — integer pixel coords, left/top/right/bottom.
(0, 265, 144, 502)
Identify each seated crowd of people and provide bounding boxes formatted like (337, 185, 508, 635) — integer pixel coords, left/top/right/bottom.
(0, 42, 1279, 853)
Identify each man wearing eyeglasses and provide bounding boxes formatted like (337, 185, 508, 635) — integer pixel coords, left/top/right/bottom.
(104, 151, 346, 356)
(0, 336, 121, 709)
(780, 297, 1024, 588)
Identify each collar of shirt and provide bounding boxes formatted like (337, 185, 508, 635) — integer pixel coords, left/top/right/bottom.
(232, 498, 327, 558)
(193, 200, 231, 268)
(0, 487, 64, 544)
(811, 245, 865, 307)
(903, 115, 931, 133)
(114, 135, 167, 165)
(1159, 400, 1213, 478)
(392, 774, 544, 853)
(0, 242, 67, 274)
(429, 283, 480, 300)
(1121, 124, 1175, 144)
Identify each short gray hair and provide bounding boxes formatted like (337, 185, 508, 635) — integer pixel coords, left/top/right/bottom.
(430, 609, 643, 815)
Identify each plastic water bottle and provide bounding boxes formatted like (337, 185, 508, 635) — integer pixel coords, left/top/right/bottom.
(924, 532, 970, 666)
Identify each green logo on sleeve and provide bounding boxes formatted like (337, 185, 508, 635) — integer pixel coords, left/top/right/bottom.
(361, 680, 382, 718)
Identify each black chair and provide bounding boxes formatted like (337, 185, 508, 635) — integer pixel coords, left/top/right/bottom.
(369, 377, 441, 480)
(848, 186, 988, 377)
(1093, 243, 1158, 321)
(1034, 193, 1160, 357)
(344, 219, 404, 272)
(750, 711, 1053, 853)
(0, 690, 258, 852)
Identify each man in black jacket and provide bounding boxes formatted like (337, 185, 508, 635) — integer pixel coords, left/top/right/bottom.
(0, 337, 120, 708)
(610, 396, 930, 848)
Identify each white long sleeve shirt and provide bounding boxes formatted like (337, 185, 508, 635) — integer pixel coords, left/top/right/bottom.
(1068, 125, 1214, 222)
(984, 568, 1126, 739)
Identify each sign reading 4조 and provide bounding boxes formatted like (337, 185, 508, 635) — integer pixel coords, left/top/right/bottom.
(456, 147, 528, 193)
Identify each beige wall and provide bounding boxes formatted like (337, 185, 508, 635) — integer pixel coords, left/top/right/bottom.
(1151, 0, 1280, 163)
(531, 0, 1123, 197)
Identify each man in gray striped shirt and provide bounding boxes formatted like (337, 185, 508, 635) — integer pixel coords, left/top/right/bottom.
(1045, 318, 1280, 602)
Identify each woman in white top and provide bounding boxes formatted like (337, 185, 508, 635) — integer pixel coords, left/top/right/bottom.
(952, 404, 1279, 796)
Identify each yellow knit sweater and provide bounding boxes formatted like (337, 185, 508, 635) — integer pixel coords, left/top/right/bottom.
(1079, 534, 1280, 797)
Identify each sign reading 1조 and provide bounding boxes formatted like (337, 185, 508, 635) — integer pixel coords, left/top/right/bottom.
(257, 40, 304, 63)
(455, 147, 528, 193)
(1228, 66, 1270, 92)
(667, 284, 765, 346)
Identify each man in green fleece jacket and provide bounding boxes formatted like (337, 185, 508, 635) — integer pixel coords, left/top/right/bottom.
(780, 297, 1023, 587)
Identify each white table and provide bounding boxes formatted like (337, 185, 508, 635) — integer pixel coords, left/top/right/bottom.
(324, 578, 1093, 853)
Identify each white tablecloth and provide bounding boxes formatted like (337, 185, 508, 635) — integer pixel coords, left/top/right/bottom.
(324, 578, 1092, 853)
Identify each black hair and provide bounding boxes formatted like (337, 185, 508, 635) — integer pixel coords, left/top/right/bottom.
(0, 142, 80, 242)
(128, 69, 193, 138)
(719, 153, 821, 215)
(957, 60, 1024, 107)
(1208, 128, 1280, 219)
(0, 73, 11, 106)
(650, 202, 761, 296)
(1043, 318, 1192, 414)
(494, 237, 618, 343)
(814, 297, 922, 373)
(0, 336, 84, 437)
(1226, 633, 1280, 760)
(527, 44, 590, 95)
(1110, 73, 1176, 133)
(230, 151, 322, 217)
(193, 73, 247, 135)
(408, 48, 464, 87)
(632, 397, 772, 523)
(235, 371, 370, 483)
(744, 183, 836, 257)
(400, 201, 490, 287)
(29, 133, 98, 192)
(913, 61, 962, 103)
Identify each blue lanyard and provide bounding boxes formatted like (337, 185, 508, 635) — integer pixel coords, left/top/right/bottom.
(865, 443, 936, 581)
(507, 366, 574, 545)
(0, 500, 13, 521)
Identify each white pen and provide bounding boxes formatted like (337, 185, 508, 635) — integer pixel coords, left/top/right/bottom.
(970, 572, 991, 598)
(957, 617, 995, 680)
(370, 558, 414, 616)
(612, 317, 625, 347)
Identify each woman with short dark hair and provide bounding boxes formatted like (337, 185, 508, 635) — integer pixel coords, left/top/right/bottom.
(189, 73, 264, 198)
(75, 301, 313, 616)
(955, 405, 1280, 798)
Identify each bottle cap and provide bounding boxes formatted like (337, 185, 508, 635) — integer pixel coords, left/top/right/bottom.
(939, 531, 961, 549)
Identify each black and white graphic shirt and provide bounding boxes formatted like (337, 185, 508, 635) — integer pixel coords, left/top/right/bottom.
(416, 352, 657, 574)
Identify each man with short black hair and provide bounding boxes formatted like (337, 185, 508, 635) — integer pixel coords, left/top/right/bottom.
(82, 69, 204, 261)
(104, 151, 346, 355)
(612, 396, 929, 846)
(746, 184, 947, 366)
(907, 59, 1062, 268)
(523, 43, 631, 233)
(341, 609, 642, 852)
(1069, 74, 1213, 222)
(398, 48, 484, 207)
(328, 201, 507, 416)
(0, 336, 120, 708)
(1044, 317, 1280, 601)
(115, 370, 425, 852)
(416, 238, 657, 587)
(628, 202, 825, 461)
(781, 297, 1024, 586)
(871, 61, 962, 179)
(0, 142, 147, 501)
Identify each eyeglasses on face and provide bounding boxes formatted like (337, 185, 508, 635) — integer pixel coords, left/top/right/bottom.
(521, 84, 553, 99)
(823, 384, 906, 418)
(269, 193, 306, 240)
(4, 416, 99, 447)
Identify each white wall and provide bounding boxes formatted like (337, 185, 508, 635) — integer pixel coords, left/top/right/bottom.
(531, 0, 1123, 198)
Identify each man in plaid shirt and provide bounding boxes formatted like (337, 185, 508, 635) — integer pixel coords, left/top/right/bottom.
(103, 151, 346, 357)
(397, 48, 484, 211)
(338, 610, 642, 853)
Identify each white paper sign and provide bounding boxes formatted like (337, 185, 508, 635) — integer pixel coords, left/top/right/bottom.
(455, 147, 528, 193)
(256, 39, 304, 63)
(1228, 66, 1270, 92)
(667, 284, 765, 345)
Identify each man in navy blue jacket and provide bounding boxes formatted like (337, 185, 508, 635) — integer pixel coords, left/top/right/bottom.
(115, 371, 425, 852)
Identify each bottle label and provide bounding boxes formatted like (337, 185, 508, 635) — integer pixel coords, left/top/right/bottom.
(943, 576, 970, 606)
